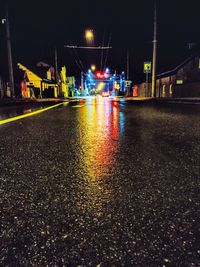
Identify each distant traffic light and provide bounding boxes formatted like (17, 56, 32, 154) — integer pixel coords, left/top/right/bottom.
(95, 72, 101, 78)
(95, 71, 109, 79)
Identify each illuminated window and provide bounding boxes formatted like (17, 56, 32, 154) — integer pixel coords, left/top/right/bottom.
(169, 84, 172, 96)
(176, 80, 183, 85)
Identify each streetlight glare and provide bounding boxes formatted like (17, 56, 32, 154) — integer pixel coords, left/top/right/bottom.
(91, 64, 96, 71)
(85, 29, 94, 42)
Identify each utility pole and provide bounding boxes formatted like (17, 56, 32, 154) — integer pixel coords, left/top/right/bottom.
(126, 49, 130, 96)
(5, 4, 15, 97)
(151, 0, 157, 98)
(146, 72, 148, 97)
(127, 49, 129, 81)
(81, 72, 84, 94)
(55, 47, 58, 82)
(54, 46, 60, 97)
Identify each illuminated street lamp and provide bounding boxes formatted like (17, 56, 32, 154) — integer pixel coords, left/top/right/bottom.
(85, 29, 94, 43)
(91, 64, 96, 71)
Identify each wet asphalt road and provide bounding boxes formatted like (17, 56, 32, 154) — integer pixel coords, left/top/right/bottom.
(0, 97, 200, 266)
(0, 103, 55, 121)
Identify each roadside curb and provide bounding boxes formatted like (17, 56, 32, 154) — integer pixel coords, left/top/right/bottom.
(123, 97, 200, 104)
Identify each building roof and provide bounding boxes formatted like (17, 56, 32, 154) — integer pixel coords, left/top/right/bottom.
(36, 61, 51, 67)
(157, 48, 200, 79)
(18, 62, 56, 82)
(30, 65, 51, 79)
(42, 78, 57, 84)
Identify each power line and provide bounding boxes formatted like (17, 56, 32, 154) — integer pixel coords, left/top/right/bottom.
(103, 33, 112, 71)
(100, 32, 105, 71)
(65, 43, 112, 73)
(64, 45, 112, 50)
(72, 47, 86, 73)
(67, 47, 84, 73)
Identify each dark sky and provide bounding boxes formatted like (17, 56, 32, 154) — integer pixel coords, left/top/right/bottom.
(0, 0, 200, 85)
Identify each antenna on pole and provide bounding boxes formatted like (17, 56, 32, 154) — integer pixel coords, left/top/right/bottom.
(151, 0, 157, 98)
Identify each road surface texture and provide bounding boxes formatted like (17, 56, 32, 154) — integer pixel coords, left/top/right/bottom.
(0, 97, 199, 266)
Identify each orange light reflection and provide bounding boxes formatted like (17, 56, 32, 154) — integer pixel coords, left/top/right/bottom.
(75, 97, 124, 216)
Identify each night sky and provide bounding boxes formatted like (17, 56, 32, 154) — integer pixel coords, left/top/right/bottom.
(0, 0, 200, 85)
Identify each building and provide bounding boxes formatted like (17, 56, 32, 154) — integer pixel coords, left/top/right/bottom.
(134, 50, 200, 98)
(0, 76, 5, 99)
(67, 76, 75, 97)
(60, 66, 69, 98)
(18, 62, 69, 98)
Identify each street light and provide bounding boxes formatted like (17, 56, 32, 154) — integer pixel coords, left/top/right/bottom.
(85, 29, 94, 43)
(91, 64, 96, 71)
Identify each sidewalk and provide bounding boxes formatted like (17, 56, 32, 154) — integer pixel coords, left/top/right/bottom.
(124, 97, 200, 104)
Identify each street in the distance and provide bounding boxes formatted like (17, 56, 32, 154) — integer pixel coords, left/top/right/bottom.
(0, 97, 199, 266)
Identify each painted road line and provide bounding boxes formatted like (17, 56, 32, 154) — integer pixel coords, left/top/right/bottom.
(0, 102, 67, 125)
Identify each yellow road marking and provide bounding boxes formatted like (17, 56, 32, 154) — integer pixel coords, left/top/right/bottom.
(0, 102, 67, 125)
